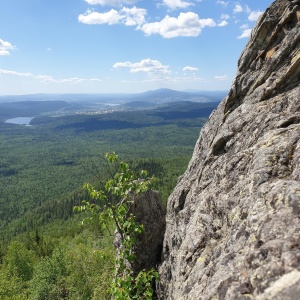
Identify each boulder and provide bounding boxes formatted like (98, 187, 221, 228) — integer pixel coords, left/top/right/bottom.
(114, 190, 166, 274)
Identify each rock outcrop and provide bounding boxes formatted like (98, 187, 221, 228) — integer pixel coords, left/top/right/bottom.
(158, 0, 300, 299)
(114, 190, 166, 273)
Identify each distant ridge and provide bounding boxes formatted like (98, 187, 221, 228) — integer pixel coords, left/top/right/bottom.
(0, 88, 227, 103)
(0, 89, 225, 120)
(139, 88, 187, 96)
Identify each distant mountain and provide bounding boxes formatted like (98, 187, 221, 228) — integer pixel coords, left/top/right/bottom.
(138, 88, 188, 97)
(0, 89, 225, 120)
(124, 89, 226, 106)
(0, 89, 226, 104)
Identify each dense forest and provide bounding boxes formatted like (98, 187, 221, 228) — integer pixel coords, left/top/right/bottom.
(0, 99, 219, 299)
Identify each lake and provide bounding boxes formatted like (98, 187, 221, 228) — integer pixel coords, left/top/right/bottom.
(5, 117, 34, 125)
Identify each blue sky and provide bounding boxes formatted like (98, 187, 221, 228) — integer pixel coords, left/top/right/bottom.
(0, 0, 273, 95)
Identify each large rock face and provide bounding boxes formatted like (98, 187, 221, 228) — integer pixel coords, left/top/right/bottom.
(158, 0, 300, 299)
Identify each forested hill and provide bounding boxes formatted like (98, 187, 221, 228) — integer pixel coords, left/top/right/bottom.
(0, 100, 70, 120)
(0, 92, 222, 298)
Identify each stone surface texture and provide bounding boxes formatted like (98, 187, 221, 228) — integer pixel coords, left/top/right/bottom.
(158, 0, 300, 299)
(114, 190, 166, 274)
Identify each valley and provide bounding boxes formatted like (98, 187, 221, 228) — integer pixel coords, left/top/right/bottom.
(0, 89, 222, 299)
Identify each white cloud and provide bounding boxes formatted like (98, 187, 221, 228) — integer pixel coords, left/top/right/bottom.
(248, 10, 263, 21)
(214, 75, 227, 80)
(216, 0, 228, 7)
(60, 78, 87, 83)
(162, 0, 194, 10)
(78, 7, 146, 26)
(221, 14, 230, 20)
(37, 76, 71, 83)
(239, 24, 248, 30)
(121, 6, 147, 26)
(78, 9, 122, 25)
(232, 3, 252, 15)
(0, 69, 32, 76)
(233, 3, 243, 14)
(218, 20, 228, 27)
(0, 50, 10, 56)
(35, 75, 53, 81)
(238, 28, 252, 39)
(84, 0, 139, 6)
(183, 66, 198, 72)
(0, 69, 102, 84)
(79, 5, 217, 38)
(113, 58, 170, 74)
(0, 39, 15, 56)
(140, 12, 216, 38)
(37, 76, 102, 84)
(244, 5, 251, 14)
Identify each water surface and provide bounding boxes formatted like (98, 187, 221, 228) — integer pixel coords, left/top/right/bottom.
(5, 117, 34, 125)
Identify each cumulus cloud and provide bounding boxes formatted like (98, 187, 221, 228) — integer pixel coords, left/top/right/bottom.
(0, 50, 9, 56)
(121, 6, 147, 26)
(0, 39, 16, 56)
(78, 7, 146, 26)
(248, 10, 263, 21)
(78, 9, 122, 25)
(79, 4, 217, 38)
(216, 0, 228, 7)
(140, 12, 216, 38)
(162, 0, 194, 10)
(218, 20, 228, 27)
(84, 0, 139, 6)
(183, 66, 198, 72)
(214, 75, 227, 80)
(238, 28, 252, 39)
(0, 50, 11, 56)
(113, 58, 170, 74)
(233, 3, 243, 14)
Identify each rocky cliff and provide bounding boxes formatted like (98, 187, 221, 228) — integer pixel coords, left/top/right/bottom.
(158, 0, 300, 299)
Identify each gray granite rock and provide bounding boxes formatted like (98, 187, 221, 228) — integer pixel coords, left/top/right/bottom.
(114, 190, 166, 274)
(158, 0, 300, 299)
